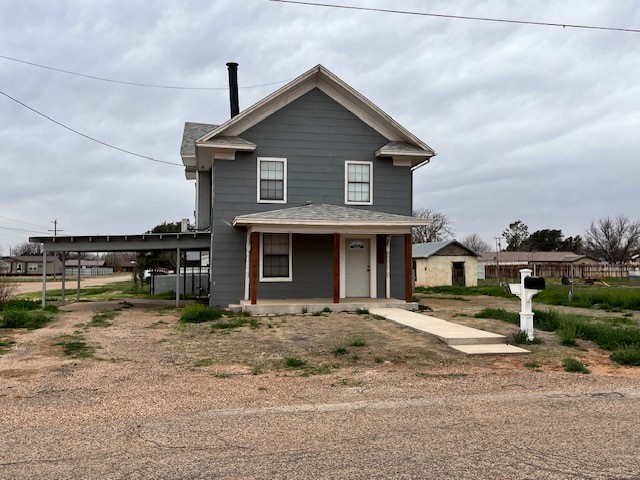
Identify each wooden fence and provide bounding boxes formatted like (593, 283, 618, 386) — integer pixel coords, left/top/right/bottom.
(484, 264, 630, 280)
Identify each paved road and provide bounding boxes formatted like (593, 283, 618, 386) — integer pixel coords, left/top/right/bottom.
(2, 376, 639, 479)
(13, 273, 130, 295)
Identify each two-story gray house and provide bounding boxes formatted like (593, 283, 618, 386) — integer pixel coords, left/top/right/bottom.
(181, 64, 435, 311)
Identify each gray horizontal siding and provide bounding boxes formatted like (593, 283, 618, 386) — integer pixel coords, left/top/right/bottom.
(210, 87, 412, 306)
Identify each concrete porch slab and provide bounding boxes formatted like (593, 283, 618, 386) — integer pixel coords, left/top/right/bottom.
(370, 307, 529, 355)
(231, 298, 419, 315)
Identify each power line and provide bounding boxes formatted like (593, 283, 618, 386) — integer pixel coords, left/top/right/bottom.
(268, 0, 640, 33)
(0, 215, 50, 229)
(0, 224, 49, 235)
(0, 54, 293, 91)
(0, 89, 183, 167)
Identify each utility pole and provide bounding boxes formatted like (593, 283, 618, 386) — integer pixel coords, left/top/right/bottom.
(494, 237, 501, 284)
(48, 220, 63, 280)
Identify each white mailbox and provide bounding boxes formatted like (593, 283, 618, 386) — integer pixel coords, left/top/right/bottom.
(509, 268, 545, 341)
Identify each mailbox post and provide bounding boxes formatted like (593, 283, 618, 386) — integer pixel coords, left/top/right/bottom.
(508, 268, 545, 341)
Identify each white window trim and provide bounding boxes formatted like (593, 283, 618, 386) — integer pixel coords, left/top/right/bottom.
(259, 232, 293, 282)
(257, 157, 287, 204)
(344, 160, 373, 205)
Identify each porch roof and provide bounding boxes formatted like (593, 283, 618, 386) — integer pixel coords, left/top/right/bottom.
(233, 203, 428, 234)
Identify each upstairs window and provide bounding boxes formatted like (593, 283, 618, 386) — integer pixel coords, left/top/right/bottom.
(257, 157, 287, 203)
(260, 233, 292, 281)
(345, 161, 373, 205)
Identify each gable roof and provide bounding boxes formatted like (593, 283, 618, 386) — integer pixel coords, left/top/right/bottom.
(478, 251, 598, 264)
(194, 65, 435, 168)
(181, 122, 217, 158)
(413, 240, 478, 259)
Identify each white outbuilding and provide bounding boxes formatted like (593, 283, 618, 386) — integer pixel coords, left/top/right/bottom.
(412, 240, 479, 288)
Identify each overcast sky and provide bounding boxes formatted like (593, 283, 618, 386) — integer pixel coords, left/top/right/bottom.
(1, 0, 638, 253)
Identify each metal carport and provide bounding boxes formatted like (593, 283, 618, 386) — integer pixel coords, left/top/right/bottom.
(29, 232, 211, 308)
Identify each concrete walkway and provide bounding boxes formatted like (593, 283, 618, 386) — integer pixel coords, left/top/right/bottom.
(370, 308, 529, 355)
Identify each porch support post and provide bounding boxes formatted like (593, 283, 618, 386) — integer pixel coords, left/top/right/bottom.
(250, 232, 259, 305)
(404, 233, 412, 303)
(333, 233, 340, 303)
(176, 247, 181, 308)
(385, 235, 391, 299)
(77, 256, 81, 301)
(41, 245, 47, 309)
(244, 231, 251, 301)
(61, 252, 66, 306)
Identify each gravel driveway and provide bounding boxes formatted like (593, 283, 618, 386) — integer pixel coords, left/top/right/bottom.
(1, 299, 639, 479)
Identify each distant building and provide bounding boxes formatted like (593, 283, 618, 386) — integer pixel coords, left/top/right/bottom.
(412, 240, 479, 288)
(0, 255, 63, 276)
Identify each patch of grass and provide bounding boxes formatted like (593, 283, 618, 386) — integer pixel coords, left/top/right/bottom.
(347, 334, 366, 347)
(119, 301, 134, 309)
(180, 303, 223, 323)
(0, 299, 41, 311)
(333, 346, 349, 356)
(251, 366, 263, 375)
(610, 346, 640, 366)
(312, 310, 325, 316)
(525, 361, 541, 369)
(301, 307, 308, 314)
(416, 285, 512, 298)
(533, 309, 561, 332)
(508, 330, 543, 345)
(210, 317, 259, 331)
(193, 358, 216, 367)
(475, 308, 519, 325)
(374, 356, 384, 363)
(284, 355, 306, 369)
(372, 314, 386, 320)
(562, 357, 590, 374)
(557, 322, 577, 347)
(0, 309, 53, 329)
(55, 335, 95, 358)
(322, 307, 332, 313)
(356, 308, 370, 315)
(350, 354, 359, 361)
(301, 364, 333, 376)
(0, 339, 15, 355)
(87, 310, 120, 327)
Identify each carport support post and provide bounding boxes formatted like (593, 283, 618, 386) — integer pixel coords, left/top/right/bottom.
(41, 245, 47, 308)
(61, 252, 66, 306)
(77, 256, 81, 301)
(404, 234, 412, 302)
(175, 247, 181, 308)
(385, 235, 391, 299)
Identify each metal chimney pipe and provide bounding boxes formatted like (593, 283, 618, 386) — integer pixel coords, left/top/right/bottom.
(226, 62, 239, 118)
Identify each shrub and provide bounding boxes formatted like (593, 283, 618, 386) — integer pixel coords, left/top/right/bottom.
(356, 308, 370, 315)
(0, 310, 52, 329)
(1, 299, 40, 311)
(610, 346, 640, 366)
(348, 334, 366, 347)
(284, 355, 306, 368)
(180, 303, 222, 323)
(333, 346, 348, 356)
(508, 331, 543, 345)
(562, 357, 590, 374)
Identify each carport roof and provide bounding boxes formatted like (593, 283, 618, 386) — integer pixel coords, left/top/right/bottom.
(29, 232, 211, 253)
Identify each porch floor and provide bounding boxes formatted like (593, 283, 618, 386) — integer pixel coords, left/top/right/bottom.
(230, 298, 418, 315)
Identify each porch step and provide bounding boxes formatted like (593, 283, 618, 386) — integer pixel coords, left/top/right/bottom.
(369, 308, 529, 355)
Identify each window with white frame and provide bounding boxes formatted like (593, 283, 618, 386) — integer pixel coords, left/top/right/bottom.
(345, 161, 373, 205)
(261, 233, 292, 281)
(257, 157, 287, 203)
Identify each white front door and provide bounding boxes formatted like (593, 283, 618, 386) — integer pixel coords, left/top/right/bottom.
(345, 239, 370, 297)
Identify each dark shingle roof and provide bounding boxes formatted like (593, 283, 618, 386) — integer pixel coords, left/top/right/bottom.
(181, 122, 217, 157)
(234, 203, 424, 225)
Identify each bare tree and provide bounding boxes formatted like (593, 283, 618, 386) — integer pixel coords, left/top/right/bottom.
(11, 242, 43, 256)
(412, 207, 454, 243)
(585, 215, 640, 263)
(0, 278, 17, 305)
(460, 234, 491, 253)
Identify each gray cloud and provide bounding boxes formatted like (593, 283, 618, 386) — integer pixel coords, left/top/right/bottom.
(1, 0, 638, 252)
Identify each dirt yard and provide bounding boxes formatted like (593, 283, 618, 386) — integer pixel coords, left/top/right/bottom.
(1, 295, 640, 479)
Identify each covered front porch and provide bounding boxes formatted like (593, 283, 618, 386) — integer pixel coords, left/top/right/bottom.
(232, 204, 427, 311)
